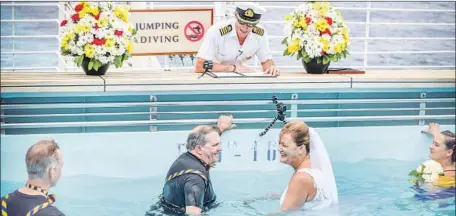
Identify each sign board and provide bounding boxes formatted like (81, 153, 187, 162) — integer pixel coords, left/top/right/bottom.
(130, 8, 213, 56)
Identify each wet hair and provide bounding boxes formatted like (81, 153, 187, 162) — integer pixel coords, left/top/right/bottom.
(280, 120, 310, 153)
(441, 130, 456, 163)
(186, 125, 219, 150)
(26, 139, 60, 179)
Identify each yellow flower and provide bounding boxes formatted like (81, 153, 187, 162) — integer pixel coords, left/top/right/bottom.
(292, 20, 300, 28)
(91, 7, 99, 16)
(316, 19, 329, 32)
(114, 6, 129, 22)
(313, 1, 330, 16)
(74, 24, 90, 34)
(287, 39, 301, 54)
(319, 38, 330, 52)
(342, 28, 349, 40)
(79, 5, 91, 18)
(60, 33, 75, 50)
(84, 44, 95, 58)
(334, 42, 345, 53)
(60, 40, 69, 50)
(298, 18, 307, 29)
(105, 37, 115, 48)
(97, 18, 108, 28)
(284, 14, 293, 21)
(126, 40, 133, 53)
(63, 33, 75, 41)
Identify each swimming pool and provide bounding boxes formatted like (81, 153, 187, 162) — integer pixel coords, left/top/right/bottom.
(1, 125, 455, 216)
(1, 81, 455, 215)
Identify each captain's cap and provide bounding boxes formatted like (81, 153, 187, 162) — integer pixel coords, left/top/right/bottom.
(235, 2, 267, 25)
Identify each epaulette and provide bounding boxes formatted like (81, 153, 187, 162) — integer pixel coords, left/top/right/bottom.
(252, 26, 264, 36)
(219, 24, 233, 36)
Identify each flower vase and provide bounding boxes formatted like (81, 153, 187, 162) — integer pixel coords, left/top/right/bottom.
(81, 57, 110, 76)
(302, 58, 330, 74)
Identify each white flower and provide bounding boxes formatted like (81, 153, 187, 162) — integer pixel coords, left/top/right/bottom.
(59, 2, 136, 68)
(416, 160, 444, 183)
(282, 1, 350, 62)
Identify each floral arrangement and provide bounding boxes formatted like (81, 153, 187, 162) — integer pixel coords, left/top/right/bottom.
(408, 160, 444, 185)
(59, 1, 137, 71)
(282, 1, 350, 65)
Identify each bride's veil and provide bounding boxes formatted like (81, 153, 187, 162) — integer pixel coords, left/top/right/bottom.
(308, 127, 339, 204)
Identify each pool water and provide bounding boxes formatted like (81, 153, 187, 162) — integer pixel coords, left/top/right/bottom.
(1, 158, 454, 216)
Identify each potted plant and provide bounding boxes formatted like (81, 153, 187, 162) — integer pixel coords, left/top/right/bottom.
(59, 2, 137, 75)
(282, 1, 350, 74)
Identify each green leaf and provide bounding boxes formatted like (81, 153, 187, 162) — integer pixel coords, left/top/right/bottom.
(122, 53, 129, 62)
(303, 56, 311, 63)
(322, 58, 328, 65)
(297, 51, 303, 60)
(76, 56, 84, 67)
(281, 37, 288, 45)
(317, 58, 322, 64)
(323, 56, 330, 64)
(60, 48, 71, 56)
(408, 170, 419, 177)
(93, 60, 100, 71)
(88, 59, 94, 70)
(132, 28, 137, 35)
(301, 50, 309, 58)
(114, 56, 122, 68)
(283, 49, 291, 56)
(417, 176, 425, 183)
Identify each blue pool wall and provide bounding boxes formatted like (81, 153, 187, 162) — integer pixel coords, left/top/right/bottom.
(2, 125, 455, 182)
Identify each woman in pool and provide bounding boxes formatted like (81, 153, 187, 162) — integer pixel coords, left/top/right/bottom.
(412, 123, 455, 201)
(277, 120, 338, 211)
(422, 122, 455, 185)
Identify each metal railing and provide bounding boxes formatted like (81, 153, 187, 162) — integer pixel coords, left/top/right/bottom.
(1, 98, 455, 109)
(0, 2, 455, 72)
(1, 94, 454, 133)
(1, 115, 454, 129)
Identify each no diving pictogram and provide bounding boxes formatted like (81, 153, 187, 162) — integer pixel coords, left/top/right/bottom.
(184, 21, 205, 42)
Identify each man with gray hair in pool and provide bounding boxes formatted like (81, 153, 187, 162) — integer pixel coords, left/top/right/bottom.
(1, 139, 65, 216)
(156, 115, 234, 215)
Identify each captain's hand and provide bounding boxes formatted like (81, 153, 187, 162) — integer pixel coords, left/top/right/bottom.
(264, 66, 280, 76)
(235, 64, 257, 73)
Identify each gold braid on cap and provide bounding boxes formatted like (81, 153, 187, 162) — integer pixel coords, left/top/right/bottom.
(244, 9, 254, 18)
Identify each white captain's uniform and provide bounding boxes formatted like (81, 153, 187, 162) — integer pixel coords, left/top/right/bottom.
(196, 19, 273, 66)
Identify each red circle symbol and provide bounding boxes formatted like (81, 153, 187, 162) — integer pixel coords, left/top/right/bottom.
(184, 21, 205, 42)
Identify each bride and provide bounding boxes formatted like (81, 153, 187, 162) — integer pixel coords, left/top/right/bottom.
(277, 120, 338, 212)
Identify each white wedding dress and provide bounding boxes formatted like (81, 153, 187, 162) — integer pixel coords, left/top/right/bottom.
(280, 168, 334, 209)
(279, 128, 339, 210)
